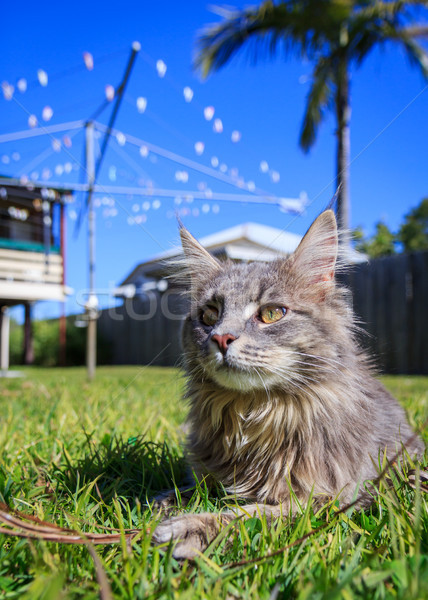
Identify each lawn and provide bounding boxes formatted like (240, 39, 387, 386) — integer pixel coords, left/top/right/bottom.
(0, 367, 427, 599)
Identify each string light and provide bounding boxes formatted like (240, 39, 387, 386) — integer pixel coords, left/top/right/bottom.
(136, 97, 147, 113)
(2, 82, 14, 100)
(175, 170, 189, 183)
(37, 70, 48, 87)
(83, 52, 94, 71)
(105, 85, 115, 101)
(183, 86, 193, 102)
(231, 130, 241, 143)
(204, 106, 215, 121)
(42, 106, 53, 121)
(116, 132, 126, 146)
(156, 60, 167, 77)
(194, 141, 204, 155)
(213, 118, 223, 133)
(17, 78, 27, 93)
(28, 115, 38, 128)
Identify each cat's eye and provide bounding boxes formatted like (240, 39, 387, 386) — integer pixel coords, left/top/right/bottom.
(201, 306, 219, 327)
(259, 306, 287, 324)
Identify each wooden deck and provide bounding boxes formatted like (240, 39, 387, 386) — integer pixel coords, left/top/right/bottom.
(0, 248, 68, 303)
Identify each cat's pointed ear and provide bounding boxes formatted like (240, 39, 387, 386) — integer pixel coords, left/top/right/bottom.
(290, 210, 338, 298)
(178, 225, 221, 284)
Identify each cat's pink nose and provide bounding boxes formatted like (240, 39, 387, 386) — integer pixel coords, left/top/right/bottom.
(212, 333, 237, 355)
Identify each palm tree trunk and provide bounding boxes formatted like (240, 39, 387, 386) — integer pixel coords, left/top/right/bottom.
(335, 56, 351, 244)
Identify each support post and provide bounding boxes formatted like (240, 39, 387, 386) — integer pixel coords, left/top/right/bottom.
(86, 121, 97, 381)
(0, 307, 10, 371)
(59, 200, 66, 366)
(23, 303, 34, 365)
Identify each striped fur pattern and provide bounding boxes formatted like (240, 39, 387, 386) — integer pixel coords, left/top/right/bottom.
(153, 210, 424, 559)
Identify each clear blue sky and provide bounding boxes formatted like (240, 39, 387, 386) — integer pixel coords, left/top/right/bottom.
(1, 1, 427, 321)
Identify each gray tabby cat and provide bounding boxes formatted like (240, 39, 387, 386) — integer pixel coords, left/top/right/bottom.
(153, 210, 424, 558)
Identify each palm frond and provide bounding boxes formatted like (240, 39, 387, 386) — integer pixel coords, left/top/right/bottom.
(195, 1, 330, 77)
(401, 24, 428, 38)
(383, 22, 428, 77)
(299, 55, 336, 151)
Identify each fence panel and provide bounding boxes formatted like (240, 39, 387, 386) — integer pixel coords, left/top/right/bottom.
(345, 250, 428, 374)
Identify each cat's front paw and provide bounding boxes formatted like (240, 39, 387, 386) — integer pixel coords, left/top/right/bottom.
(153, 513, 220, 559)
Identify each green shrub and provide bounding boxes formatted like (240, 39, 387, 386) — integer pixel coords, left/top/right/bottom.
(9, 316, 111, 366)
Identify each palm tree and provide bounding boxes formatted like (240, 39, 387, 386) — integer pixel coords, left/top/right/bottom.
(195, 0, 428, 241)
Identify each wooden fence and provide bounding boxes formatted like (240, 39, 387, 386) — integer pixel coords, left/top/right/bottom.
(344, 250, 428, 374)
(98, 250, 428, 374)
(97, 292, 186, 367)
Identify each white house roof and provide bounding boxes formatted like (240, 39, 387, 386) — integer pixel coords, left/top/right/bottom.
(197, 222, 302, 256)
(118, 222, 302, 288)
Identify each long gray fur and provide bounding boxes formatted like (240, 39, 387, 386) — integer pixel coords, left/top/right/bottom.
(153, 210, 424, 559)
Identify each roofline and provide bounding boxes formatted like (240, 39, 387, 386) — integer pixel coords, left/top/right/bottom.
(119, 222, 303, 286)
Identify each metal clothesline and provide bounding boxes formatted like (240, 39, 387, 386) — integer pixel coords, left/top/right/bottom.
(0, 176, 305, 211)
(0, 119, 306, 211)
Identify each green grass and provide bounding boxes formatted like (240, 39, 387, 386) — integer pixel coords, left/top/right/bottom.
(0, 367, 427, 599)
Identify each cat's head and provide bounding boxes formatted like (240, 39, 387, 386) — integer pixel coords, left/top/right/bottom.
(178, 211, 351, 393)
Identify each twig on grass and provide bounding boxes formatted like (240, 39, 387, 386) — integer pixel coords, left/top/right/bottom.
(0, 502, 142, 545)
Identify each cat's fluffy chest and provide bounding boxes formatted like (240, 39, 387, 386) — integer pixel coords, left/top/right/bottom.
(186, 380, 370, 503)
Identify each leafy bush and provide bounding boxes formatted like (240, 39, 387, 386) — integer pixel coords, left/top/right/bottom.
(9, 316, 111, 366)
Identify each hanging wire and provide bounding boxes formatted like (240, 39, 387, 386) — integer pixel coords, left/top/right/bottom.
(93, 121, 282, 201)
(14, 47, 129, 92)
(0, 120, 86, 144)
(17, 127, 82, 176)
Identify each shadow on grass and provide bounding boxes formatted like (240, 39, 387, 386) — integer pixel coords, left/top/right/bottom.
(54, 431, 187, 505)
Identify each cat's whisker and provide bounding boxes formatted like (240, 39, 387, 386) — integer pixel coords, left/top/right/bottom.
(291, 351, 348, 371)
(249, 359, 321, 389)
(253, 367, 271, 401)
